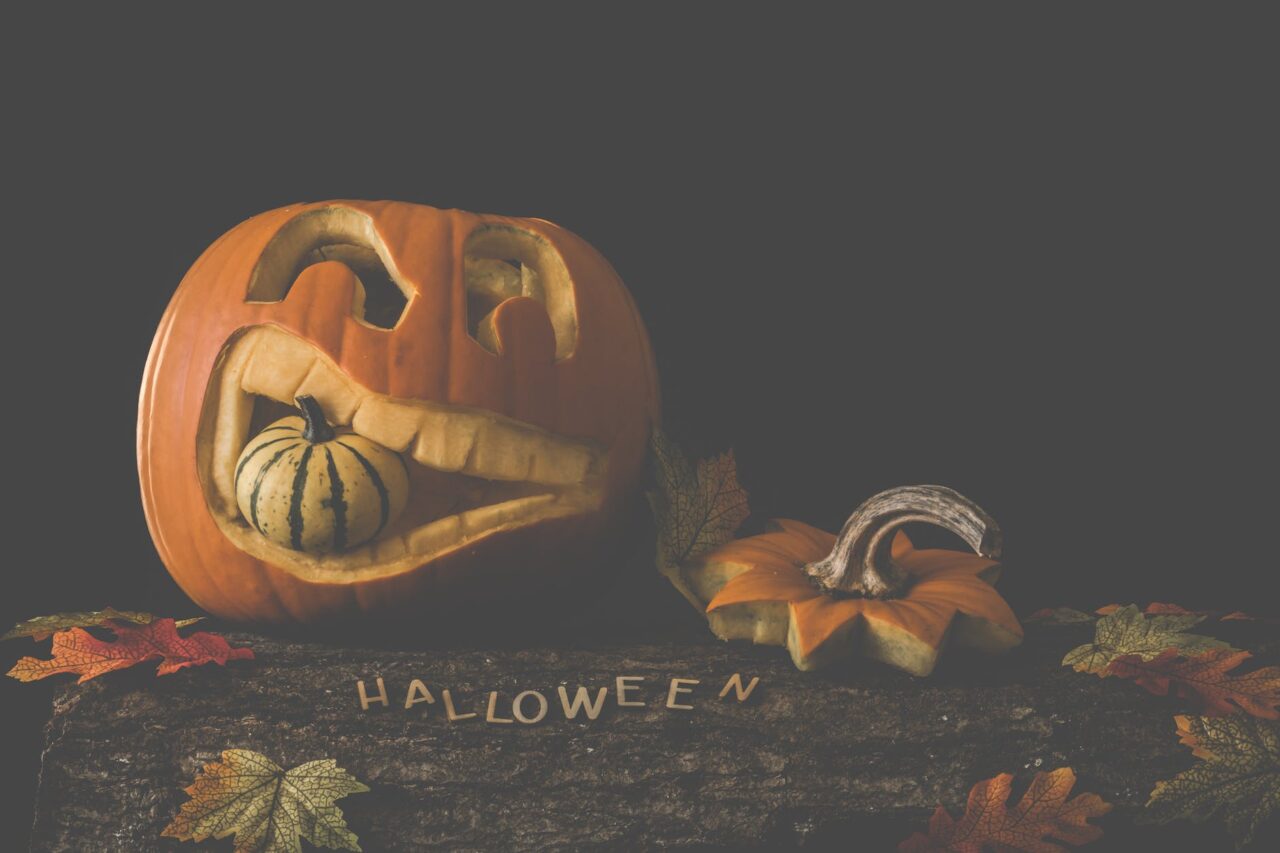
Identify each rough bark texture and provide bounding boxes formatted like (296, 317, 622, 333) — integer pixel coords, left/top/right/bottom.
(28, 618, 1280, 851)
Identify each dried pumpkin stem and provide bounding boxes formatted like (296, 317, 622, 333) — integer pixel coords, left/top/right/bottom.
(295, 395, 336, 443)
(803, 485, 1002, 597)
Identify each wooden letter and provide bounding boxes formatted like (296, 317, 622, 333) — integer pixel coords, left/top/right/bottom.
(442, 689, 477, 722)
(718, 673, 760, 702)
(486, 691, 514, 724)
(513, 690, 549, 724)
(616, 676, 645, 707)
(404, 679, 436, 709)
(666, 678, 700, 710)
(357, 677, 388, 710)
(557, 685, 609, 721)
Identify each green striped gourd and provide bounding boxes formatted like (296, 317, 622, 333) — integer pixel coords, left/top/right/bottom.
(234, 396, 409, 553)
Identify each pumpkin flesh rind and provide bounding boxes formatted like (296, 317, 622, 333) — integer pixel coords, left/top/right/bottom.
(696, 520, 1023, 674)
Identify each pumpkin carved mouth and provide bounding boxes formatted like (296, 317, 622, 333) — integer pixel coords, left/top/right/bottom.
(196, 324, 605, 582)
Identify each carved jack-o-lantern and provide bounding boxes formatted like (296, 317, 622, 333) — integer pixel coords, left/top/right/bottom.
(138, 201, 660, 624)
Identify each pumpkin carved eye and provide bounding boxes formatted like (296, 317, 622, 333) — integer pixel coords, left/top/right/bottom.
(246, 207, 411, 330)
(464, 224, 577, 359)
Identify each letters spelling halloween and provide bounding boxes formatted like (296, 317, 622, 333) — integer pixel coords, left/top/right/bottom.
(355, 673, 761, 723)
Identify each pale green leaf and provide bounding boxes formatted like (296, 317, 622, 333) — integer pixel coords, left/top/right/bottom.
(1063, 604, 1234, 675)
(1143, 715, 1280, 848)
(163, 749, 368, 853)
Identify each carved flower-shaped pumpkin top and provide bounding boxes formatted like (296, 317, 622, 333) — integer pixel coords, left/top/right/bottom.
(690, 486, 1024, 674)
(707, 519, 1022, 671)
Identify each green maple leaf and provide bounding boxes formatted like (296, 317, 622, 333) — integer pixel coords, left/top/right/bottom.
(163, 749, 369, 853)
(1063, 604, 1234, 675)
(2, 608, 202, 641)
(1143, 714, 1280, 848)
(647, 428, 750, 572)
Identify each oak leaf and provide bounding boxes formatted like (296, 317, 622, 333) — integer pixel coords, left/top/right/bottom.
(1143, 603, 1202, 616)
(1063, 605, 1233, 675)
(1106, 649, 1280, 719)
(2, 608, 202, 641)
(1143, 714, 1280, 848)
(1222, 611, 1266, 622)
(648, 428, 750, 605)
(6, 618, 252, 683)
(1094, 603, 1267, 621)
(899, 767, 1111, 852)
(1096, 602, 1207, 616)
(1026, 607, 1096, 625)
(1097, 602, 1206, 616)
(163, 749, 369, 853)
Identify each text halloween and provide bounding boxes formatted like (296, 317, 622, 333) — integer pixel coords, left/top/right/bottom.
(355, 673, 762, 723)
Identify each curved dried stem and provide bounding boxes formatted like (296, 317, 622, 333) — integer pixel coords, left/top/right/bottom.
(803, 485, 1002, 597)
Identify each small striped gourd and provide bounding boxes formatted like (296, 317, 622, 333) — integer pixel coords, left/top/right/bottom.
(234, 396, 409, 554)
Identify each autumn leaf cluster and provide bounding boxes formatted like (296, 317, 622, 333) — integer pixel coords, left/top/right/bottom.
(5, 609, 250, 684)
(1062, 605, 1279, 720)
(1044, 601, 1279, 846)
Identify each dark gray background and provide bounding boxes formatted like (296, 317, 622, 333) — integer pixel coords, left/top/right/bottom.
(3, 6, 1273, 848)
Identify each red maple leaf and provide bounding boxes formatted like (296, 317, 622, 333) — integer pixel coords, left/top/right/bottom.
(898, 767, 1111, 852)
(1105, 649, 1280, 719)
(6, 619, 253, 684)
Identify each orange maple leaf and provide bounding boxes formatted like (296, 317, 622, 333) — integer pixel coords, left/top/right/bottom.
(898, 767, 1111, 852)
(1105, 649, 1280, 719)
(6, 618, 253, 684)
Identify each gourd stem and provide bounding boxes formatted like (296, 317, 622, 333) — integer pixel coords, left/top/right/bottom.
(295, 395, 336, 443)
(802, 485, 1002, 598)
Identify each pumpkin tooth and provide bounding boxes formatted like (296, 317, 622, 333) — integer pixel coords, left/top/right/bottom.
(527, 440, 594, 486)
(458, 494, 558, 536)
(292, 361, 361, 426)
(209, 338, 259, 512)
(351, 397, 423, 452)
(406, 514, 463, 555)
(412, 411, 481, 472)
(373, 534, 409, 562)
(240, 331, 317, 403)
(464, 421, 535, 482)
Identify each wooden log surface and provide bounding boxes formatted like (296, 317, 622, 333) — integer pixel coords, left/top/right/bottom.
(28, 615, 1280, 851)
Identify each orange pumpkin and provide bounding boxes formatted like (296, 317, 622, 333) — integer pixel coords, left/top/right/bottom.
(680, 486, 1023, 674)
(138, 201, 660, 624)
